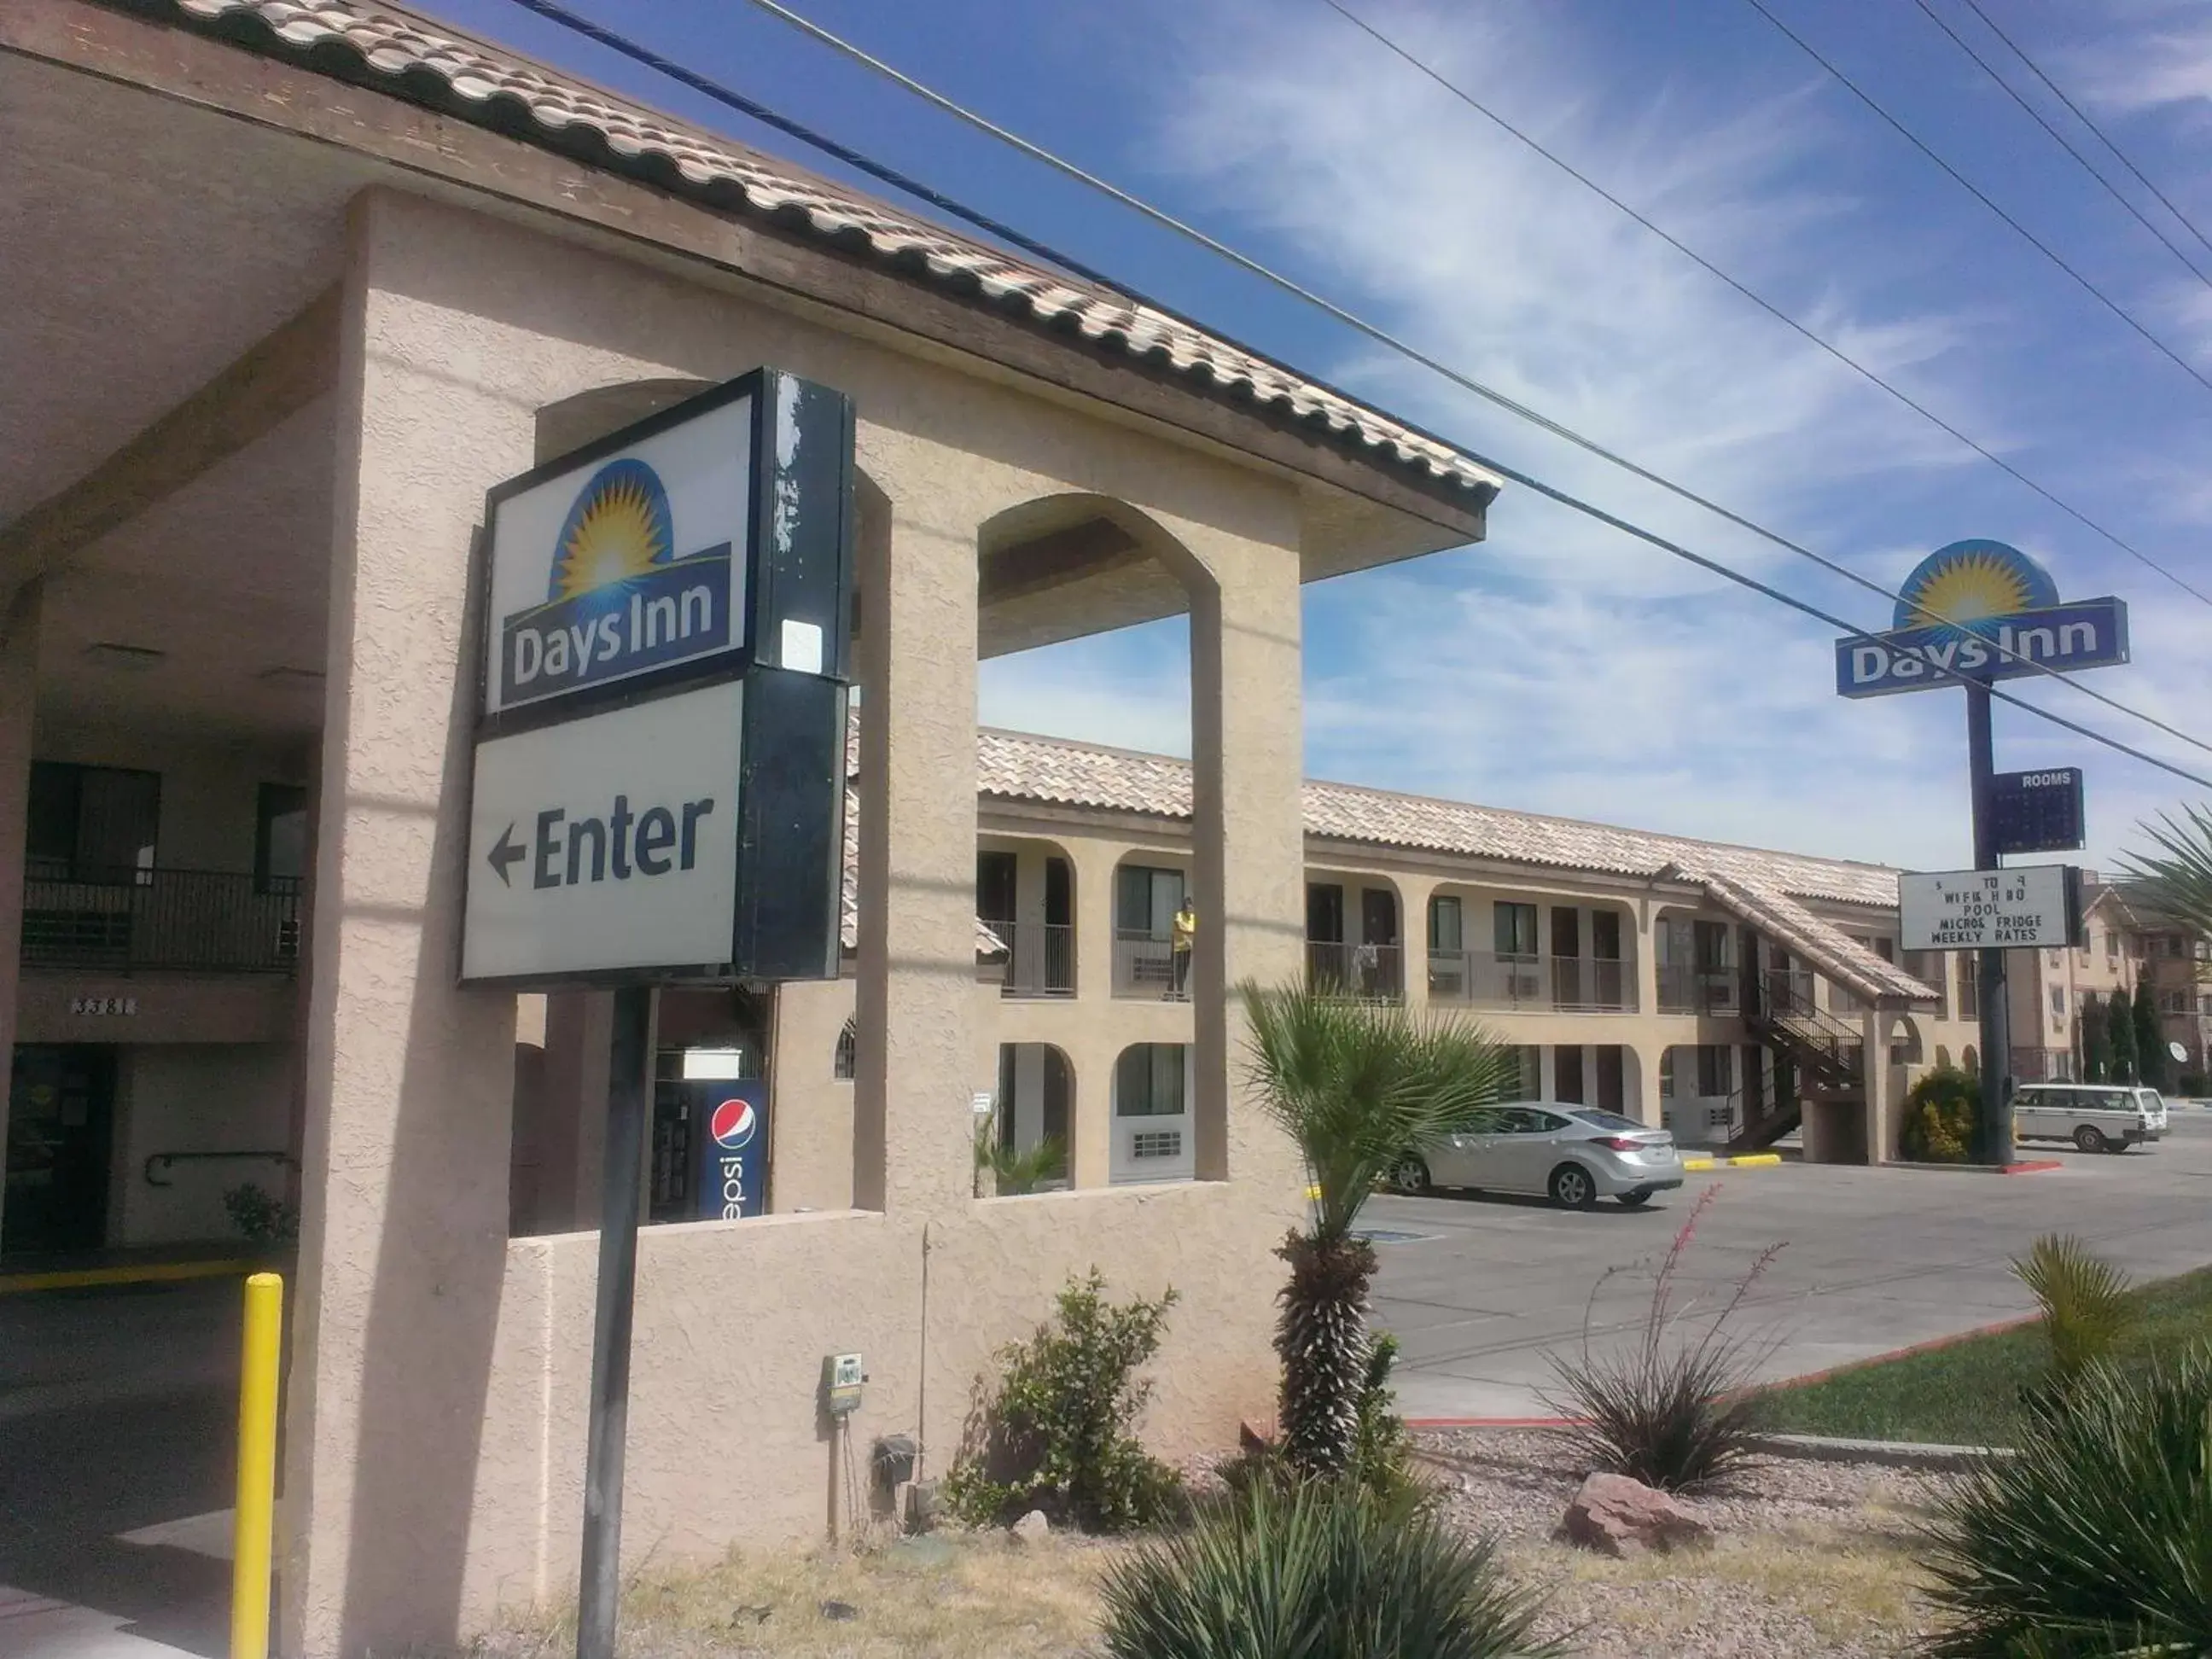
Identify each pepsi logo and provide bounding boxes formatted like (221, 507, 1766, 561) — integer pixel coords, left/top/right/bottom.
(709, 1096, 759, 1150)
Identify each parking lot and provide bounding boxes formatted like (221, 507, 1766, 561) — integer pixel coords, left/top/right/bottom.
(1371, 1110, 2212, 1421)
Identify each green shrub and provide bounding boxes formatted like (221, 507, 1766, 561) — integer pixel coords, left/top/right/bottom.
(2180, 1068, 2209, 1099)
(222, 1182, 298, 1245)
(1923, 1348, 2212, 1656)
(1900, 1065, 1977, 1162)
(2014, 1234, 2135, 1391)
(943, 1270, 1181, 1532)
(974, 1126, 1066, 1196)
(1099, 1477, 1556, 1659)
(1545, 1187, 1779, 1493)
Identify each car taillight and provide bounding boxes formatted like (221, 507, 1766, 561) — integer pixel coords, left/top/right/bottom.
(1598, 1136, 1644, 1152)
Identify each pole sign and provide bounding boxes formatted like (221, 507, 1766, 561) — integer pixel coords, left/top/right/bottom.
(1899, 864, 2085, 952)
(459, 370, 854, 989)
(1989, 767, 2085, 855)
(1834, 540, 2128, 699)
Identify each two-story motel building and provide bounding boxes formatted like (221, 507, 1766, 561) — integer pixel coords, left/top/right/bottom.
(2, 0, 1994, 1652)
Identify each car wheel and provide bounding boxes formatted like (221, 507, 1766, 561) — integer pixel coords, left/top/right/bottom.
(1616, 1189, 1654, 1208)
(1549, 1163, 1598, 1210)
(2075, 1125, 2108, 1155)
(1392, 1152, 1431, 1194)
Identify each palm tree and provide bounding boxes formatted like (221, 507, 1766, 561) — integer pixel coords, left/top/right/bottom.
(2122, 805, 2212, 934)
(1242, 981, 1519, 1479)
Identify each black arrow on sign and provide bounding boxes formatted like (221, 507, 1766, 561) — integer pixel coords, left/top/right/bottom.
(486, 824, 526, 888)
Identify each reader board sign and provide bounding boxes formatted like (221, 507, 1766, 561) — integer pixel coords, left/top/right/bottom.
(1990, 767, 2085, 856)
(1834, 540, 2128, 700)
(463, 678, 744, 982)
(1899, 864, 2084, 952)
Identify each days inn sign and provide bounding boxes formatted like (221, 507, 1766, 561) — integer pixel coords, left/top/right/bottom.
(1834, 538, 2128, 698)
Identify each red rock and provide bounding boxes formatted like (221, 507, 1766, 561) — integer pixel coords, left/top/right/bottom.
(1557, 1471, 1713, 1557)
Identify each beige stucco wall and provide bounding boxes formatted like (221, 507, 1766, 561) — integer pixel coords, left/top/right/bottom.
(284, 183, 1310, 1657)
(28, 725, 308, 873)
(111, 1041, 294, 1244)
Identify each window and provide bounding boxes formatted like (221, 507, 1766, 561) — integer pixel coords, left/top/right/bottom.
(255, 783, 308, 893)
(2052, 987, 2067, 1016)
(1659, 1049, 1677, 1098)
(1554, 1045, 1586, 1104)
(1115, 1044, 1187, 1117)
(1695, 1045, 1732, 1097)
(1115, 864, 1184, 939)
(1571, 1109, 1643, 1133)
(1512, 1045, 1541, 1098)
(2107, 930, 2120, 960)
(1428, 894, 1464, 955)
(1692, 920, 1732, 972)
(833, 1018, 857, 1080)
(1493, 901, 1538, 960)
(2164, 991, 2190, 1015)
(976, 850, 1017, 927)
(26, 762, 159, 882)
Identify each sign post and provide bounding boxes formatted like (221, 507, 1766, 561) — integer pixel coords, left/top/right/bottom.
(1837, 540, 2122, 1164)
(457, 370, 854, 1659)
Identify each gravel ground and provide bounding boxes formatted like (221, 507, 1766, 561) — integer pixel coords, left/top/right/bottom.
(1417, 1428, 1954, 1657)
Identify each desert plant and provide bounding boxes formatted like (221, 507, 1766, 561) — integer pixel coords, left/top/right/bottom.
(1922, 1348, 2212, 1656)
(1900, 1065, 1976, 1162)
(1545, 1186, 1781, 1493)
(1099, 1476, 1557, 1659)
(2135, 979, 2170, 1091)
(2080, 991, 2112, 1082)
(2109, 989, 2139, 1083)
(2180, 1068, 2210, 1099)
(2014, 1234, 2135, 1392)
(942, 1270, 1181, 1532)
(2120, 804, 2212, 937)
(975, 1125, 1066, 1196)
(222, 1181, 298, 1245)
(1242, 982, 1517, 1480)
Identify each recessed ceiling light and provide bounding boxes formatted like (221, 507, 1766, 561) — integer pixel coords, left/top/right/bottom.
(84, 641, 166, 670)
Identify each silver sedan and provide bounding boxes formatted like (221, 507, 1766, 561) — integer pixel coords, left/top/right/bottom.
(1392, 1103, 1686, 1209)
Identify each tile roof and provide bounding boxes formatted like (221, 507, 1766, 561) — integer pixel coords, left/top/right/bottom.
(143, 0, 1506, 503)
(973, 728, 1941, 1005)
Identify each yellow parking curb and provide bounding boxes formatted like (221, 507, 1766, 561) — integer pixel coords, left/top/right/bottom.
(0, 1258, 257, 1295)
(1682, 1153, 1782, 1173)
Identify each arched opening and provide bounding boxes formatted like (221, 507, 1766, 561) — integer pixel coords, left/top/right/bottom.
(977, 835, 1078, 998)
(1963, 1045, 1980, 1076)
(1111, 1041, 1195, 1185)
(1936, 1045, 1953, 1071)
(833, 1017, 857, 1081)
(983, 1042, 1073, 1196)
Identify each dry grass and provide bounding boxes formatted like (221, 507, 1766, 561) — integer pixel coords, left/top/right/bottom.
(474, 1531, 1126, 1659)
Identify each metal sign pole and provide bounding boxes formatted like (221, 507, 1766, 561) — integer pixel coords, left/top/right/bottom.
(1965, 684, 2013, 1164)
(576, 984, 653, 1659)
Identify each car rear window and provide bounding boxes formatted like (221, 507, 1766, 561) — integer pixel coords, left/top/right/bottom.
(1570, 1110, 1644, 1132)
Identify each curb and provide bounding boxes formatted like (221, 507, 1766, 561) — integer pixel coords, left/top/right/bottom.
(1748, 1432, 2009, 1470)
(1765, 1312, 2041, 1391)
(1883, 1159, 2064, 1175)
(0, 1258, 259, 1295)
(1681, 1152, 1783, 1172)
(1408, 1416, 1571, 1430)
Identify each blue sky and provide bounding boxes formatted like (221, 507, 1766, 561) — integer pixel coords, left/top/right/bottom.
(426, 0, 2212, 871)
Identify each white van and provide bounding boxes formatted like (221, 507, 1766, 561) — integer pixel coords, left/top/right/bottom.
(2012, 1083, 2168, 1154)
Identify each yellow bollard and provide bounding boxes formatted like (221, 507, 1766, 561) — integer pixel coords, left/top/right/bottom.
(231, 1272, 282, 1659)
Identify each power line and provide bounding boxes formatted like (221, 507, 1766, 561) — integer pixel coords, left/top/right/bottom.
(1740, 0, 2212, 402)
(707, 0, 2212, 756)
(1906, 0, 2212, 291)
(493, 0, 2212, 792)
(1317, 0, 2212, 613)
(1956, 0, 2212, 265)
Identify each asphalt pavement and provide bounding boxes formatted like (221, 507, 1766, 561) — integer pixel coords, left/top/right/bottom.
(1371, 1111, 2212, 1420)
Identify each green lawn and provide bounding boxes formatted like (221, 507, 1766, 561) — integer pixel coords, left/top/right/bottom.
(1756, 1264, 2212, 1446)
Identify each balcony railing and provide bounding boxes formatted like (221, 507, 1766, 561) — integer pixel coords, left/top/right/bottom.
(987, 920, 1074, 998)
(20, 865, 301, 976)
(1306, 940, 1403, 1003)
(1657, 963, 1738, 1016)
(1115, 928, 1185, 998)
(1426, 950, 1634, 1013)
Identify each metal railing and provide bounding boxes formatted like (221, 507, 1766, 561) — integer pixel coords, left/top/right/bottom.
(987, 920, 1075, 998)
(1656, 963, 1738, 1016)
(1306, 940, 1403, 1003)
(1426, 950, 1633, 1012)
(1114, 928, 1186, 998)
(1751, 969, 1864, 1088)
(19, 865, 301, 975)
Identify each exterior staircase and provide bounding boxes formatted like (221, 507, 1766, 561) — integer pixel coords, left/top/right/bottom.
(1731, 969, 1865, 1153)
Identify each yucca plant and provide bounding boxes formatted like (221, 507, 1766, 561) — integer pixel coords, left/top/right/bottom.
(1923, 1348, 2212, 1656)
(2015, 1233, 2135, 1392)
(1242, 982, 1518, 1479)
(975, 1126, 1067, 1196)
(1099, 1475, 1557, 1659)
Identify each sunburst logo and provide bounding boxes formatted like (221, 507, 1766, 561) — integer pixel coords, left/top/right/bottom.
(548, 459, 674, 602)
(1894, 539, 2059, 637)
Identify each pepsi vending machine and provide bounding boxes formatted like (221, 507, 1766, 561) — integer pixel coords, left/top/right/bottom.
(690, 1079, 769, 1220)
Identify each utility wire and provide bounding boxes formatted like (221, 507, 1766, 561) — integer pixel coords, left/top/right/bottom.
(706, 0, 2212, 757)
(494, 0, 2212, 792)
(1741, 0, 2212, 401)
(1906, 0, 2212, 290)
(1318, 0, 2212, 614)
(1957, 0, 2212, 265)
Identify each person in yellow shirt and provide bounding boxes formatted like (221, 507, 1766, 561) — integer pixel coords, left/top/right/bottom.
(1171, 895, 1196, 1000)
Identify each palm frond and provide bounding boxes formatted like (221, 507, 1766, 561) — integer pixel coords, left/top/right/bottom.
(1240, 981, 1519, 1241)
(2118, 804, 2212, 936)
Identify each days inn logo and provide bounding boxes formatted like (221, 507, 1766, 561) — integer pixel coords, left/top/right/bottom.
(498, 457, 734, 711)
(1835, 538, 2128, 699)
